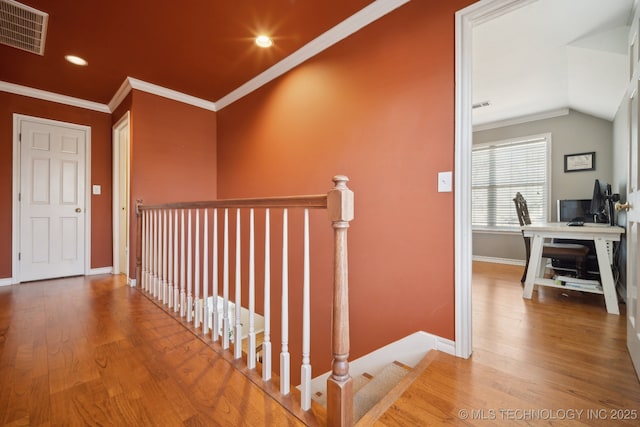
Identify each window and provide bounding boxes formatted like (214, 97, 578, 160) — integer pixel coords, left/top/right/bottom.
(472, 134, 550, 229)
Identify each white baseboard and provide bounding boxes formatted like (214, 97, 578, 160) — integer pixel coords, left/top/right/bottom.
(89, 267, 113, 275)
(0, 277, 13, 287)
(308, 331, 453, 393)
(473, 255, 525, 266)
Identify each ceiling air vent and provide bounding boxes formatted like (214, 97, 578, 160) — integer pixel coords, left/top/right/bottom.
(0, 0, 48, 55)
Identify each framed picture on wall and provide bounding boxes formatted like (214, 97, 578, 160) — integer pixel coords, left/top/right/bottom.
(564, 152, 595, 172)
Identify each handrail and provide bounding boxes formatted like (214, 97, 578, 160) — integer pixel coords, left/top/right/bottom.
(137, 194, 328, 211)
(134, 175, 354, 426)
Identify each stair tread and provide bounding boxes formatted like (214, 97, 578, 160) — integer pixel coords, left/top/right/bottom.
(353, 361, 410, 422)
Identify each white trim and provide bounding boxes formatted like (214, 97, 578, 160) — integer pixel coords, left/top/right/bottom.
(434, 336, 456, 355)
(455, 0, 530, 360)
(112, 112, 131, 278)
(454, 3, 473, 360)
(473, 227, 520, 235)
(108, 77, 218, 112)
(12, 114, 92, 284)
(108, 78, 134, 112)
(128, 78, 217, 111)
(2, 1, 410, 115)
(89, 267, 113, 275)
(0, 278, 12, 287)
(308, 331, 451, 394)
(473, 108, 570, 132)
(215, 0, 410, 110)
(0, 81, 110, 113)
(472, 256, 526, 266)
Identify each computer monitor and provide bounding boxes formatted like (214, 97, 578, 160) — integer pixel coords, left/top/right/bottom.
(557, 199, 592, 222)
(590, 179, 616, 225)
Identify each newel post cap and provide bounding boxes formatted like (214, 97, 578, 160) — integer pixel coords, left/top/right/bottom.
(328, 175, 354, 222)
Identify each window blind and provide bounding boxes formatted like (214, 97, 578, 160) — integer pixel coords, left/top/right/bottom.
(472, 135, 549, 229)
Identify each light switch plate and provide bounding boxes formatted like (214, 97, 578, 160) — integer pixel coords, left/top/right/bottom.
(92, 184, 101, 195)
(438, 171, 452, 193)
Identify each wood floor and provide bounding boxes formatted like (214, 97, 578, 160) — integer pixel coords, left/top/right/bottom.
(1, 263, 639, 426)
(0, 275, 312, 426)
(376, 261, 640, 426)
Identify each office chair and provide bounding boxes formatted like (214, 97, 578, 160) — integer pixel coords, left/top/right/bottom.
(513, 192, 589, 283)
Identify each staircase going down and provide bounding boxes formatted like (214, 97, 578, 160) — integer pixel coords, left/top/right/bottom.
(311, 360, 414, 424)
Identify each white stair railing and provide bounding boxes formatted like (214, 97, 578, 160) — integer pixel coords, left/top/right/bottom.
(136, 176, 354, 426)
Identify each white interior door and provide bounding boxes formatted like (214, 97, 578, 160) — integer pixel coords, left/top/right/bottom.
(628, 83, 640, 380)
(19, 118, 87, 282)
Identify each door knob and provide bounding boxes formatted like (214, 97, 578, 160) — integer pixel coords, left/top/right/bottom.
(75, 208, 82, 213)
(615, 201, 630, 212)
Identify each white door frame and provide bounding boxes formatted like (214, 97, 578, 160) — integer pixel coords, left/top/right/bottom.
(454, 0, 533, 358)
(12, 114, 92, 284)
(112, 111, 131, 283)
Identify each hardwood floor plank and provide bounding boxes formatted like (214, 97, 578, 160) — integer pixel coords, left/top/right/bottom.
(376, 262, 640, 426)
(0, 275, 307, 426)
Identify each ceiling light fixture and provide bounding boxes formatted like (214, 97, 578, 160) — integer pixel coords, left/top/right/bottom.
(255, 35, 273, 48)
(65, 55, 88, 66)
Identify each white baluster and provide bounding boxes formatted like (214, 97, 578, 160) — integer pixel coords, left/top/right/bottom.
(194, 209, 201, 328)
(187, 209, 193, 323)
(301, 208, 311, 410)
(212, 208, 219, 342)
(168, 209, 174, 309)
(234, 208, 242, 360)
(180, 209, 186, 318)
(158, 210, 162, 300)
(173, 209, 179, 313)
(203, 209, 209, 335)
(162, 209, 168, 304)
(262, 209, 272, 381)
(280, 208, 290, 395)
(153, 210, 158, 298)
(223, 209, 230, 350)
(248, 209, 256, 369)
(142, 210, 147, 291)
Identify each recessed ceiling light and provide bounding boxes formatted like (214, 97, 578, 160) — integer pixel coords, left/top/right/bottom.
(255, 35, 273, 48)
(65, 55, 88, 66)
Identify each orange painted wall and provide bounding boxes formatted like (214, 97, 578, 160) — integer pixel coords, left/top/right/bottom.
(127, 90, 218, 278)
(217, 0, 474, 375)
(0, 92, 113, 278)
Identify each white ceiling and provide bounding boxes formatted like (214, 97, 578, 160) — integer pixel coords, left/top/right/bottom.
(472, 0, 635, 128)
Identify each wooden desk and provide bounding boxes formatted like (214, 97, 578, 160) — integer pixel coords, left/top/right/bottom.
(521, 223, 625, 314)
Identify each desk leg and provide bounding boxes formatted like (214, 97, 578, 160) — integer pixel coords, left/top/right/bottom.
(523, 235, 543, 299)
(594, 238, 619, 315)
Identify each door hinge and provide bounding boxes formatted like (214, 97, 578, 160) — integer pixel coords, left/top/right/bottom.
(18, 193, 21, 202)
(18, 252, 21, 261)
(18, 133, 21, 142)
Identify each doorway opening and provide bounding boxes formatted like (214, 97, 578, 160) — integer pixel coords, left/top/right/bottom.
(112, 112, 131, 283)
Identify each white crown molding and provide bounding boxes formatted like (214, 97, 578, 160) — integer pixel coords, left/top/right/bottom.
(4, 0, 410, 114)
(129, 78, 217, 111)
(108, 78, 134, 112)
(0, 80, 110, 113)
(215, 0, 410, 110)
(473, 107, 570, 132)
